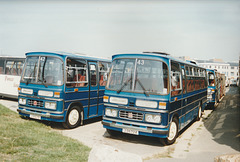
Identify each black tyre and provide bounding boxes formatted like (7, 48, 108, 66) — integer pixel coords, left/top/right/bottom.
(63, 106, 82, 129)
(196, 103, 202, 121)
(163, 117, 179, 145)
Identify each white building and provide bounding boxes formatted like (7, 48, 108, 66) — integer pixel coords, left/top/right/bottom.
(178, 57, 239, 85)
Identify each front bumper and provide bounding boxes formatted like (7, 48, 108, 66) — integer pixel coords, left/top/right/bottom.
(102, 117, 169, 138)
(17, 107, 64, 122)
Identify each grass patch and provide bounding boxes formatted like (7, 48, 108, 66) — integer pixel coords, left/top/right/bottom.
(0, 104, 90, 161)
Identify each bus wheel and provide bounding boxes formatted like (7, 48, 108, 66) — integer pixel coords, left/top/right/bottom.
(163, 117, 178, 145)
(63, 106, 82, 129)
(106, 129, 119, 137)
(196, 103, 202, 121)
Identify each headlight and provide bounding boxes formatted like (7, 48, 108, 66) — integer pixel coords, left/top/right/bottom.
(145, 114, 161, 123)
(19, 98, 26, 105)
(45, 102, 56, 110)
(208, 89, 214, 95)
(136, 100, 157, 108)
(38, 90, 53, 97)
(21, 88, 33, 94)
(105, 108, 118, 117)
(110, 97, 128, 105)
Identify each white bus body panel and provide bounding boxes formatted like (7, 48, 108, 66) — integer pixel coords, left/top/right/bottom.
(0, 74, 20, 98)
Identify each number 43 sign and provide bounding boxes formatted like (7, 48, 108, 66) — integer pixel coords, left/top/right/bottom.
(137, 60, 144, 65)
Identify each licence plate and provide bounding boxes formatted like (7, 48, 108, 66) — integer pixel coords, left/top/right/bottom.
(30, 114, 41, 120)
(122, 128, 139, 135)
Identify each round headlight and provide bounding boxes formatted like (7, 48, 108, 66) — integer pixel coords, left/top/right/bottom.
(146, 114, 153, 122)
(154, 115, 161, 123)
(105, 109, 111, 116)
(112, 109, 117, 117)
(145, 114, 161, 123)
(19, 98, 26, 105)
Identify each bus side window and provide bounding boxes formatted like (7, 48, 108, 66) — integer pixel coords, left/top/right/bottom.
(5, 60, 12, 75)
(90, 64, 97, 86)
(66, 58, 88, 88)
(0, 67, 3, 74)
(16, 61, 23, 75)
(182, 68, 186, 94)
(171, 61, 182, 96)
(99, 62, 109, 86)
(12, 61, 18, 75)
(0, 58, 4, 74)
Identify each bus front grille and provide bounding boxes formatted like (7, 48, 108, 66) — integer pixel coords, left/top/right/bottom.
(28, 100, 44, 107)
(119, 111, 143, 121)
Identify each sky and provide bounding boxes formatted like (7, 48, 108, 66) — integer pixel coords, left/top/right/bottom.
(0, 0, 240, 62)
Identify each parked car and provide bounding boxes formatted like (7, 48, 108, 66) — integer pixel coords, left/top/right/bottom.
(230, 79, 237, 86)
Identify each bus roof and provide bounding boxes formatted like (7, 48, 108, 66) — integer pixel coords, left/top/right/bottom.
(0, 56, 25, 59)
(112, 52, 203, 68)
(207, 69, 217, 73)
(25, 51, 111, 62)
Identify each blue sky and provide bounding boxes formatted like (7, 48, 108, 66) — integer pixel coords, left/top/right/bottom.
(0, 0, 239, 62)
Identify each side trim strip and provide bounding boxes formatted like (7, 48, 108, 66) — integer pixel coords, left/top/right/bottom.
(179, 105, 199, 118)
(169, 96, 206, 114)
(170, 90, 207, 103)
(65, 96, 103, 103)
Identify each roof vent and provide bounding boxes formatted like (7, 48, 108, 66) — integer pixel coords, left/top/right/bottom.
(143, 51, 170, 56)
(190, 60, 197, 64)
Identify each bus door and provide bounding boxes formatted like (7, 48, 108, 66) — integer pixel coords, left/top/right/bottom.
(88, 61, 98, 117)
(170, 62, 182, 125)
(181, 65, 187, 128)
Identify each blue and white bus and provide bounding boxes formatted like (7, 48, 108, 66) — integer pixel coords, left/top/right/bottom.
(102, 52, 207, 145)
(206, 69, 220, 108)
(17, 52, 110, 128)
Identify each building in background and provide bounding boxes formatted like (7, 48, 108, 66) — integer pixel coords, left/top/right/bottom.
(178, 56, 239, 86)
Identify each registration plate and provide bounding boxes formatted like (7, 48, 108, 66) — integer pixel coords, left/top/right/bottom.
(122, 128, 139, 135)
(30, 114, 41, 120)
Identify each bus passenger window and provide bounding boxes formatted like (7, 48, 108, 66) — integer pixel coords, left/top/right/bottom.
(208, 73, 215, 86)
(66, 58, 88, 88)
(185, 66, 189, 75)
(99, 62, 110, 86)
(16, 61, 23, 75)
(182, 68, 186, 94)
(90, 64, 97, 86)
(171, 61, 182, 96)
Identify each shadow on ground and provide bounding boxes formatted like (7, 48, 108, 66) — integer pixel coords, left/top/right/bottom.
(203, 86, 240, 152)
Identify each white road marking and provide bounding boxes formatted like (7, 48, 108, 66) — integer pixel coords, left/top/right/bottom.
(214, 132, 224, 139)
(229, 100, 234, 106)
(213, 114, 226, 130)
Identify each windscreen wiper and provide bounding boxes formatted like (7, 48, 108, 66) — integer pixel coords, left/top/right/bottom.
(42, 79, 48, 88)
(26, 62, 37, 85)
(26, 79, 29, 85)
(136, 78, 149, 97)
(117, 77, 132, 93)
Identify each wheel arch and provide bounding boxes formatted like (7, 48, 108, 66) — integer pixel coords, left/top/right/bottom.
(66, 101, 84, 125)
(169, 113, 180, 130)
